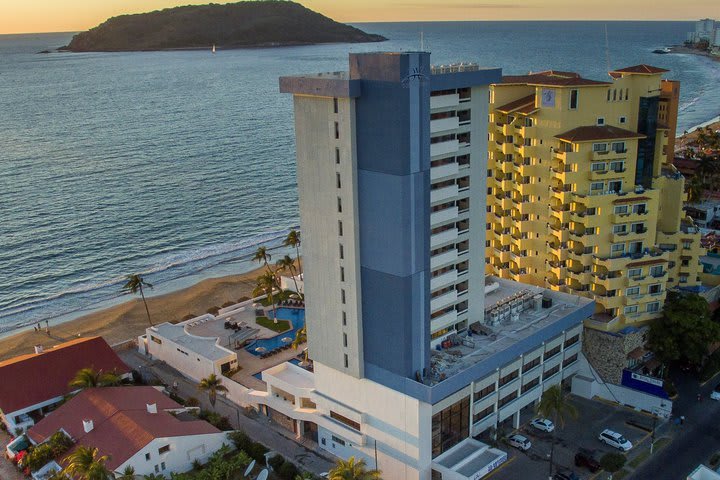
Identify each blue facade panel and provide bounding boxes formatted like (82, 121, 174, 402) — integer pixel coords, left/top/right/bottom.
(621, 369, 669, 399)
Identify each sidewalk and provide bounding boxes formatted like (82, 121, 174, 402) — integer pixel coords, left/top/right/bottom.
(119, 350, 335, 475)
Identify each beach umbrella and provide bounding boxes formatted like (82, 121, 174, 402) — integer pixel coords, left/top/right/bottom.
(281, 337, 293, 343)
(255, 346, 267, 353)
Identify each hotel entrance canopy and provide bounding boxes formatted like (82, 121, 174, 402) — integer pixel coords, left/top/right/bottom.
(432, 438, 507, 480)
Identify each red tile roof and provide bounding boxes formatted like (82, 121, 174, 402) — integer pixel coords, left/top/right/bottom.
(501, 71, 610, 87)
(0, 337, 130, 414)
(555, 125, 646, 143)
(611, 64, 670, 75)
(28, 387, 219, 470)
(496, 94, 536, 114)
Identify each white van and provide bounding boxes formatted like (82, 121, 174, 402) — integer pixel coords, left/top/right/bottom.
(598, 429, 632, 452)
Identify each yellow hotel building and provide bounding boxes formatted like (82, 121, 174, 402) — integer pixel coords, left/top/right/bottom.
(486, 65, 704, 332)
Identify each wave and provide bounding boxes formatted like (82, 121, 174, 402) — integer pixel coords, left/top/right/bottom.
(0, 226, 299, 330)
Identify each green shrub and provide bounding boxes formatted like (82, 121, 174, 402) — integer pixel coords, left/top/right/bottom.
(255, 316, 291, 333)
(600, 452, 626, 473)
(186, 397, 200, 407)
(24, 432, 73, 472)
(228, 430, 268, 462)
(278, 460, 299, 479)
(206, 306, 221, 315)
(269, 454, 286, 471)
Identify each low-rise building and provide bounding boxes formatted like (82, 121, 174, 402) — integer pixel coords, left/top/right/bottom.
(26, 386, 227, 478)
(688, 464, 720, 480)
(0, 337, 130, 434)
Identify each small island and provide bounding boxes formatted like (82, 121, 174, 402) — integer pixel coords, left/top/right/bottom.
(61, 1, 386, 52)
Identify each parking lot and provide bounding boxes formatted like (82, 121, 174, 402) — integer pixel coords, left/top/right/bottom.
(485, 395, 659, 480)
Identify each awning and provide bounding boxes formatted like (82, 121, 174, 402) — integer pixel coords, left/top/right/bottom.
(432, 438, 507, 480)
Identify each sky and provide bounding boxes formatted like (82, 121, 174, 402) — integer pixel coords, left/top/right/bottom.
(1, 0, 717, 35)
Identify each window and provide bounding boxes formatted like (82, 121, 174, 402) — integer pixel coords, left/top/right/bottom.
(649, 284, 662, 295)
(612, 142, 626, 153)
(331, 435, 346, 446)
(499, 369, 519, 386)
(337, 197, 342, 213)
(563, 353, 579, 368)
(619, 116, 627, 124)
(613, 89, 617, 101)
(626, 287, 640, 296)
(474, 383, 496, 401)
(624, 305, 639, 314)
(155, 465, 160, 474)
(522, 356, 541, 373)
(474, 405, 495, 423)
(614, 205, 629, 215)
(158, 445, 170, 455)
(498, 391, 518, 407)
(608, 180, 622, 193)
(597, 117, 605, 126)
(334, 122, 339, 139)
(647, 302, 660, 313)
(631, 223, 645, 234)
(591, 182, 604, 192)
(521, 377, 540, 394)
(543, 365, 560, 380)
(330, 411, 360, 431)
(569, 89, 579, 109)
(650, 265, 664, 277)
(340, 266, 345, 282)
(342, 311, 347, 326)
(333, 97, 338, 114)
(593, 142, 608, 152)
(544, 345, 561, 361)
(432, 398, 470, 457)
(161, 462, 166, 471)
(341, 289, 346, 304)
(682, 240, 692, 249)
(632, 203, 646, 214)
(564, 335, 580, 348)
(591, 162, 606, 171)
(343, 333, 347, 347)
(344, 354, 349, 368)
(335, 148, 340, 164)
(628, 268, 642, 278)
(338, 220, 343, 236)
(150, 336, 162, 345)
(611, 243, 625, 254)
(145, 453, 151, 461)
(336, 173, 341, 188)
(610, 161, 624, 172)
(613, 224, 627, 234)
(339, 244, 344, 259)
(607, 89, 611, 101)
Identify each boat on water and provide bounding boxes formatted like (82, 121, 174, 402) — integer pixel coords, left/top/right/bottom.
(212, 44, 216, 54)
(652, 47, 672, 54)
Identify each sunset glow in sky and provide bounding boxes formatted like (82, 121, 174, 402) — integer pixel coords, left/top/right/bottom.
(1, 0, 717, 34)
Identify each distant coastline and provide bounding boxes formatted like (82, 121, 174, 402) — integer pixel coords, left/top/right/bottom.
(666, 44, 720, 62)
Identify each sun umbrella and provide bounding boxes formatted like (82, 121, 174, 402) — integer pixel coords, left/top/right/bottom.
(255, 346, 267, 353)
(281, 337, 293, 343)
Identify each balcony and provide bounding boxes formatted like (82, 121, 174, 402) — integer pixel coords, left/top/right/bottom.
(430, 116, 460, 134)
(592, 272, 626, 290)
(551, 187, 573, 204)
(431, 139, 459, 157)
(431, 206, 459, 227)
(591, 149, 627, 161)
(431, 228, 458, 248)
(611, 211, 649, 224)
(430, 184, 459, 204)
(431, 309, 458, 332)
(494, 247, 512, 264)
(430, 290, 458, 311)
(431, 270, 458, 291)
(611, 229, 648, 244)
(430, 162, 459, 181)
(519, 125, 537, 137)
(430, 93, 460, 110)
(431, 249, 458, 269)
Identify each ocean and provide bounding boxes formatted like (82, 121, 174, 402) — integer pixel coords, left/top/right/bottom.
(1, 21, 719, 333)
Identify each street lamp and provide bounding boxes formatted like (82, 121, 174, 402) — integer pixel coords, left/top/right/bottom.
(650, 413, 658, 454)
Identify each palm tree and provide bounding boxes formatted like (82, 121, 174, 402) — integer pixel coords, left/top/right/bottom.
(252, 246, 273, 272)
(143, 475, 165, 480)
(536, 384, 578, 480)
(197, 373, 228, 410)
(62, 446, 113, 480)
(69, 368, 121, 389)
(292, 326, 309, 366)
(687, 177, 705, 204)
(276, 255, 301, 297)
(327, 456, 381, 480)
(283, 230, 302, 276)
(253, 271, 278, 322)
(117, 466, 136, 480)
(121, 274, 153, 326)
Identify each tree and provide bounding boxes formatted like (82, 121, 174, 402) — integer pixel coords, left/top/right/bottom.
(117, 466, 136, 480)
(197, 373, 228, 410)
(143, 475, 165, 480)
(536, 384, 578, 479)
(600, 452, 626, 479)
(649, 291, 720, 366)
(253, 246, 273, 272)
(284, 230, 302, 276)
(253, 271, 278, 322)
(121, 274, 154, 326)
(69, 368, 122, 389)
(327, 456, 381, 480)
(276, 255, 301, 297)
(292, 326, 309, 366)
(686, 176, 705, 204)
(62, 446, 113, 480)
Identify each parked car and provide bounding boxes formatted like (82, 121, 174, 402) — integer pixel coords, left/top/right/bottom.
(507, 434, 531, 451)
(598, 429, 633, 451)
(711, 383, 720, 401)
(553, 471, 580, 480)
(530, 417, 555, 432)
(574, 448, 601, 472)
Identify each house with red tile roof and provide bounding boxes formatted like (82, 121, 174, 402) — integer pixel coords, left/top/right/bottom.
(26, 386, 227, 478)
(0, 337, 130, 434)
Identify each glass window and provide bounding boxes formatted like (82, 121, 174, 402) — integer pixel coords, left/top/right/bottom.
(614, 205, 629, 214)
(591, 162, 606, 172)
(593, 143, 608, 152)
(626, 287, 640, 296)
(647, 302, 660, 313)
(570, 89, 579, 109)
(431, 397, 470, 457)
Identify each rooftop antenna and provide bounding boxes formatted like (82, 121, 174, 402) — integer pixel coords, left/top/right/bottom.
(604, 24, 611, 72)
(420, 29, 424, 51)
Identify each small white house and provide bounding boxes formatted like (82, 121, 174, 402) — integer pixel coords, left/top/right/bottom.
(27, 386, 229, 478)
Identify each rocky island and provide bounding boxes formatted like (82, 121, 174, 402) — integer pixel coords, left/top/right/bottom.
(62, 1, 386, 52)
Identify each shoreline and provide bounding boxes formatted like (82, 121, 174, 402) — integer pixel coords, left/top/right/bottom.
(0, 266, 268, 362)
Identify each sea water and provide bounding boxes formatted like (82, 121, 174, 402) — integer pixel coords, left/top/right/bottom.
(1, 21, 719, 332)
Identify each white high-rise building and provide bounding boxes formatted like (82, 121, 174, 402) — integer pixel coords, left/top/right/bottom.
(249, 52, 595, 480)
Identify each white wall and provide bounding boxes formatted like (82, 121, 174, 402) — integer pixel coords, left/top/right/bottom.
(117, 432, 230, 478)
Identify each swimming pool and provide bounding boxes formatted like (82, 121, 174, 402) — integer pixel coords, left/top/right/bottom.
(246, 307, 305, 356)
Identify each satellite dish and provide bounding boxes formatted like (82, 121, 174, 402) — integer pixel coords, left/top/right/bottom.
(244, 459, 256, 477)
(257, 469, 269, 480)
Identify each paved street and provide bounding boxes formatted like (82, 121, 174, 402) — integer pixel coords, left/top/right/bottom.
(119, 349, 335, 475)
(631, 369, 720, 479)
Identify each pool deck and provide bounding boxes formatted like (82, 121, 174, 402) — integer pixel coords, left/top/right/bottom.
(232, 347, 307, 390)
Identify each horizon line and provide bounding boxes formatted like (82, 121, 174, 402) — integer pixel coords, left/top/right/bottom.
(0, 18, 700, 36)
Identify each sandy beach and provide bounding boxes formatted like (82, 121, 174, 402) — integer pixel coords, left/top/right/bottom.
(0, 266, 267, 361)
